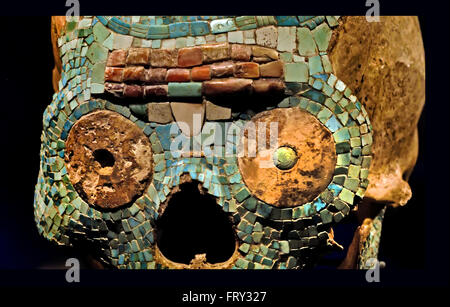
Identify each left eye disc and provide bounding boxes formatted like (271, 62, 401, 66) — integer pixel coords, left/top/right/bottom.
(64, 110, 153, 210)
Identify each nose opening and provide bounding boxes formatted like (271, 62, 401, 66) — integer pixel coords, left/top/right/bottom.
(155, 179, 236, 265)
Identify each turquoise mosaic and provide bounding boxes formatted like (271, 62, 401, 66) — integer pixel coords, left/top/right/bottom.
(34, 15, 374, 270)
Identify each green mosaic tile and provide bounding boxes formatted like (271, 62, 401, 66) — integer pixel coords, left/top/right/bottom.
(284, 63, 309, 82)
(339, 188, 354, 204)
(86, 42, 108, 64)
(297, 27, 317, 56)
(343, 177, 359, 192)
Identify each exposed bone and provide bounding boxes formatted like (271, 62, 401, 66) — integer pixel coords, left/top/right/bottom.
(329, 16, 425, 208)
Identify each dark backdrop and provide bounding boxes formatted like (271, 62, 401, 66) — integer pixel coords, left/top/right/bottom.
(0, 16, 426, 270)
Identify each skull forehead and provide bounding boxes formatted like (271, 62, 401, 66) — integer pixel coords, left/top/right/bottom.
(329, 16, 425, 206)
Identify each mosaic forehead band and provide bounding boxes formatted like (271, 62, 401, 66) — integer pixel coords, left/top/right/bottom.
(35, 16, 374, 269)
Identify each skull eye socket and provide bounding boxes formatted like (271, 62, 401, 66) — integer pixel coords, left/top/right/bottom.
(64, 110, 153, 210)
(238, 107, 337, 208)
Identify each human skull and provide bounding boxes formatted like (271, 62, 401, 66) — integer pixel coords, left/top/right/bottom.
(34, 16, 424, 269)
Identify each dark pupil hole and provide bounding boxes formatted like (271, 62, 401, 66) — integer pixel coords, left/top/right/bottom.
(155, 180, 236, 265)
(93, 149, 115, 167)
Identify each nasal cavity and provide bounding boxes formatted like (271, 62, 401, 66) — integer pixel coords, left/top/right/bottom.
(155, 179, 236, 264)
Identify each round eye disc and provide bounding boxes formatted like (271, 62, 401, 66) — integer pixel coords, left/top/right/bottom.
(238, 107, 336, 208)
(65, 110, 153, 209)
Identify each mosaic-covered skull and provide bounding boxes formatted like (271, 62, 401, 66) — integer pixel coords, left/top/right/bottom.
(34, 16, 424, 269)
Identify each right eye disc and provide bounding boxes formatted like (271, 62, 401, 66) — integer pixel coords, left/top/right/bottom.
(237, 107, 337, 208)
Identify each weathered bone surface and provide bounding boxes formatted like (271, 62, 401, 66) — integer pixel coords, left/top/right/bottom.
(327, 16, 425, 268)
(329, 16, 425, 207)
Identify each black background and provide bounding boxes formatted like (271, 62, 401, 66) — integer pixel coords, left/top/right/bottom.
(0, 0, 447, 291)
